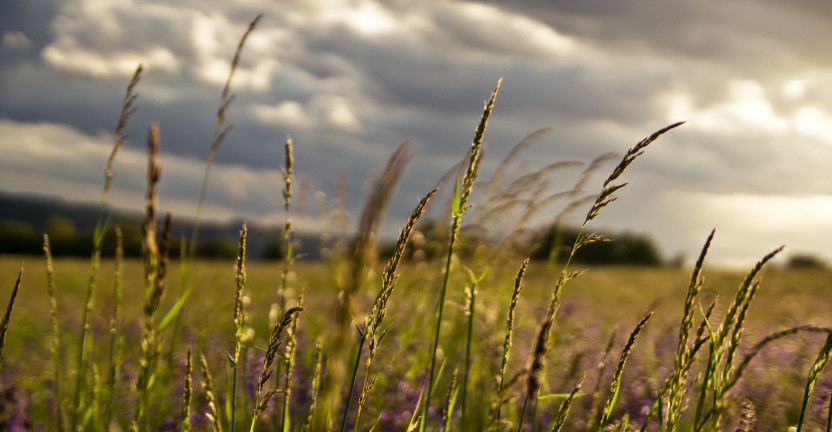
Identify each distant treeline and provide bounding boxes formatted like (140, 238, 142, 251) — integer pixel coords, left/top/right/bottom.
(2, 215, 666, 267)
(1, 192, 669, 264)
(387, 218, 664, 266)
(0, 192, 301, 260)
(0, 215, 294, 259)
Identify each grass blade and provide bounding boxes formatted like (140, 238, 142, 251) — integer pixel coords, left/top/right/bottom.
(797, 333, 832, 431)
(599, 311, 653, 430)
(0, 267, 22, 367)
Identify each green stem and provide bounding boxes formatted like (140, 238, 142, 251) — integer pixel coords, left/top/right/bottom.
(517, 395, 530, 432)
(693, 348, 715, 430)
(231, 364, 238, 432)
(461, 283, 476, 428)
(422, 215, 461, 431)
(339, 329, 368, 432)
(73, 246, 100, 430)
(354, 353, 372, 429)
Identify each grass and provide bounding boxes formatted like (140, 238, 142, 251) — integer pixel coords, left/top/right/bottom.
(3, 12, 832, 432)
(2, 257, 832, 430)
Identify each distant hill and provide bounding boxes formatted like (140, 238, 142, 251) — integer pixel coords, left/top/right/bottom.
(0, 191, 322, 259)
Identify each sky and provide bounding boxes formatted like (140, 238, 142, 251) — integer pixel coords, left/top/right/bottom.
(2, 0, 832, 266)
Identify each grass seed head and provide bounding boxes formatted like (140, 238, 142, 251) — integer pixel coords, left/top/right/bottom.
(526, 316, 554, 401)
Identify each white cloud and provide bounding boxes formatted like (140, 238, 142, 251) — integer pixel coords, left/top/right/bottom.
(43, 45, 179, 77)
(655, 190, 832, 265)
(663, 80, 789, 135)
(782, 79, 808, 99)
(42, 0, 189, 77)
(251, 100, 311, 126)
(189, 12, 283, 91)
(794, 107, 832, 146)
(450, 2, 576, 57)
(250, 93, 361, 131)
(320, 1, 399, 35)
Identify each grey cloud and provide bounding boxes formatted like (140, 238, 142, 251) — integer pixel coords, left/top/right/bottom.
(4, 0, 832, 262)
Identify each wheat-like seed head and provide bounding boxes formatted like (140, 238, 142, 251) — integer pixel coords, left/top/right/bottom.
(368, 188, 437, 366)
(600, 311, 653, 429)
(459, 79, 501, 212)
(199, 353, 223, 432)
(526, 316, 554, 401)
(585, 122, 684, 224)
(142, 123, 161, 297)
(104, 64, 142, 201)
(233, 224, 247, 365)
(552, 376, 585, 432)
(181, 348, 192, 432)
(282, 136, 294, 210)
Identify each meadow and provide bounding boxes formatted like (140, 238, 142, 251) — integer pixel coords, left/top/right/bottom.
(3, 13, 832, 432)
(3, 256, 832, 431)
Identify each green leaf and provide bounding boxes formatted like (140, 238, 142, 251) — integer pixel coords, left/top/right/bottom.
(226, 351, 236, 368)
(451, 178, 461, 217)
(157, 284, 193, 331)
(539, 393, 587, 400)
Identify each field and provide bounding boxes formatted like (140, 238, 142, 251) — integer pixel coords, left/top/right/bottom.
(2, 254, 832, 431)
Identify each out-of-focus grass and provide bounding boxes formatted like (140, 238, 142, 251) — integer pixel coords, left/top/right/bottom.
(4, 256, 831, 348)
(2, 255, 831, 430)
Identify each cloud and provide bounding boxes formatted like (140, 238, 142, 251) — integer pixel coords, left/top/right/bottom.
(654, 190, 832, 266)
(0, 118, 296, 224)
(250, 93, 361, 131)
(4, 0, 832, 263)
(1, 31, 33, 50)
(41, 0, 192, 77)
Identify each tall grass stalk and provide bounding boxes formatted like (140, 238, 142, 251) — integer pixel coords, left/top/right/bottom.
(690, 325, 832, 431)
(341, 318, 369, 432)
(347, 189, 437, 431)
(640, 299, 717, 432)
(691, 245, 783, 431)
(546, 122, 683, 324)
(441, 369, 459, 432)
(200, 353, 223, 432)
(520, 316, 554, 431)
(586, 330, 616, 431)
(182, 348, 193, 432)
(279, 136, 296, 431)
(659, 229, 714, 432)
(251, 307, 303, 431)
(133, 123, 170, 430)
(230, 225, 248, 432)
(323, 141, 413, 428)
(191, 14, 261, 253)
(0, 267, 22, 366)
(104, 227, 124, 431)
(550, 376, 585, 432)
(72, 63, 143, 431)
(598, 311, 652, 431)
(489, 259, 528, 425)
(301, 338, 323, 432)
(72, 246, 100, 430)
(279, 136, 294, 314)
(281, 291, 302, 432)
(422, 79, 501, 431)
(43, 235, 64, 431)
(797, 333, 832, 431)
(460, 267, 484, 428)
